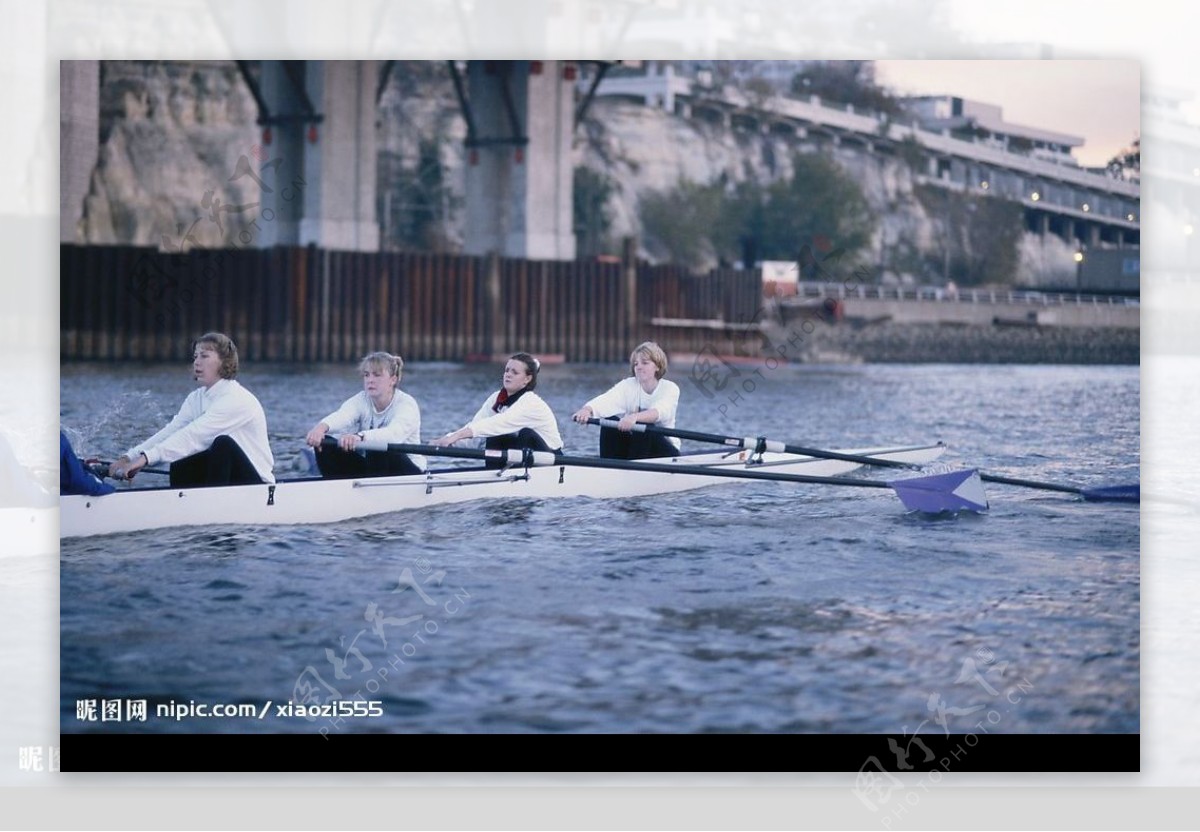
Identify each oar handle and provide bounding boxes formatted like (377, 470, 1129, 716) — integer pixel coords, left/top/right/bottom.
(589, 417, 768, 449)
(93, 460, 169, 479)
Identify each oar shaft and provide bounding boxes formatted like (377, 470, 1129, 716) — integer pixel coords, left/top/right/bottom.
(380, 441, 893, 489)
(358, 440, 550, 466)
(978, 473, 1082, 495)
(555, 453, 895, 490)
(588, 418, 917, 470)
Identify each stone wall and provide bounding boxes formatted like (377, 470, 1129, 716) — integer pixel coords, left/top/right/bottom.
(767, 317, 1138, 364)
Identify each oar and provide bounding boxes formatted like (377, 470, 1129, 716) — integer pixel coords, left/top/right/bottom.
(586, 417, 927, 470)
(588, 419, 1138, 504)
(91, 460, 171, 479)
(369, 441, 989, 514)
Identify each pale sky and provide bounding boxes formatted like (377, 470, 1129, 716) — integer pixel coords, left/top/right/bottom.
(875, 60, 1140, 168)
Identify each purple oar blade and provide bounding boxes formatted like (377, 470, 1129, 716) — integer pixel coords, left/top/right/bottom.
(888, 469, 989, 514)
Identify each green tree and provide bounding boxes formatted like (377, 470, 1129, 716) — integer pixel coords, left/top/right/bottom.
(1106, 137, 1140, 180)
(736, 153, 875, 267)
(573, 167, 616, 258)
(895, 134, 925, 171)
(744, 76, 776, 109)
(639, 179, 726, 270)
(914, 185, 1024, 286)
(640, 154, 875, 271)
(378, 139, 458, 251)
(789, 61, 902, 117)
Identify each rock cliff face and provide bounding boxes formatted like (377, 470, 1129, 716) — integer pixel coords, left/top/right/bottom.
(82, 61, 1061, 286)
(84, 61, 261, 248)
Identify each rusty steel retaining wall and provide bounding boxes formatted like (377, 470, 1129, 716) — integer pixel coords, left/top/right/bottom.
(61, 245, 762, 363)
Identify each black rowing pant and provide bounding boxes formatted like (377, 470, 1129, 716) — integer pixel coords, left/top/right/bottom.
(316, 447, 423, 479)
(598, 424, 678, 460)
(169, 435, 264, 488)
(484, 428, 558, 469)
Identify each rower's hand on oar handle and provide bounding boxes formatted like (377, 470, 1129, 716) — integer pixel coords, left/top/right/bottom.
(338, 433, 364, 452)
(574, 409, 635, 431)
(314, 432, 365, 452)
(431, 428, 471, 447)
(305, 423, 330, 451)
(108, 452, 148, 481)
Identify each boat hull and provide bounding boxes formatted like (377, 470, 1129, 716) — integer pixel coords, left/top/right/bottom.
(60, 444, 946, 538)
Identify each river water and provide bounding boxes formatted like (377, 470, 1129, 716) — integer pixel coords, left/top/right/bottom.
(58, 360, 1139, 737)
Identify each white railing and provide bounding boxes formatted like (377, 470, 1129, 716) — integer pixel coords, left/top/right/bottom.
(792, 282, 1139, 307)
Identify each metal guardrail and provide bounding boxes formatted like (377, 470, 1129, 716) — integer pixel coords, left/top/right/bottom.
(793, 282, 1140, 307)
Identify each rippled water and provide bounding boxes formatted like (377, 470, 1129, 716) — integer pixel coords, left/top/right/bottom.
(60, 361, 1139, 734)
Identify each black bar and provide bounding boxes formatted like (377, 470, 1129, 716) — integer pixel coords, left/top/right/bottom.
(464, 136, 530, 148)
(376, 59, 395, 105)
(496, 61, 526, 146)
(234, 60, 271, 125)
(574, 61, 612, 128)
(447, 60, 477, 146)
(60, 733, 1139, 773)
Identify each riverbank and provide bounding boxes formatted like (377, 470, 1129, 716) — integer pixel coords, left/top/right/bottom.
(774, 320, 1139, 364)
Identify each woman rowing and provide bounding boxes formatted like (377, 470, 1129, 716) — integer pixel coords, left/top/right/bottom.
(304, 351, 425, 478)
(431, 352, 562, 466)
(108, 332, 275, 486)
(571, 341, 680, 460)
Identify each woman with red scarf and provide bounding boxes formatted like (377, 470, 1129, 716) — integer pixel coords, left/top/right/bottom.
(431, 353, 562, 466)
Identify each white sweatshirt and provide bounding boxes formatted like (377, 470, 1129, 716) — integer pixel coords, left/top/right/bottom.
(129, 378, 275, 483)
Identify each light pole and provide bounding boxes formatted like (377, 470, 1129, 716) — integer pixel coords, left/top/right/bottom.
(1074, 246, 1085, 294)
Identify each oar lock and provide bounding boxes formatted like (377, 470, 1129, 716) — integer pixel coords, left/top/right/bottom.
(743, 436, 787, 463)
(750, 436, 770, 463)
(486, 447, 555, 472)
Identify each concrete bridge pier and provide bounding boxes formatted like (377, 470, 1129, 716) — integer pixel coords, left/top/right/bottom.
(257, 61, 379, 251)
(60, 61, 100, 244)
(463, 60, 576, 260)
